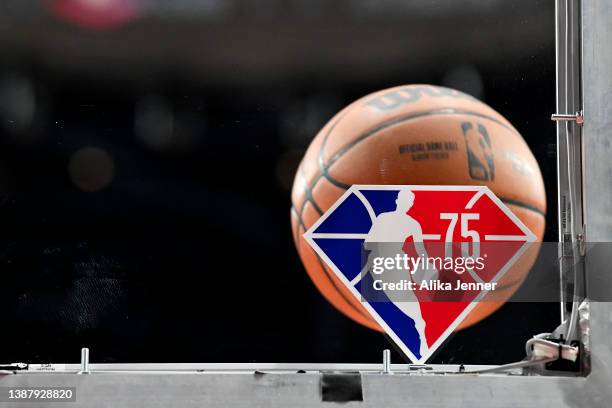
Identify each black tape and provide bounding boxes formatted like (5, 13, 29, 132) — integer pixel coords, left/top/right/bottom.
(320, 373, 363, 402)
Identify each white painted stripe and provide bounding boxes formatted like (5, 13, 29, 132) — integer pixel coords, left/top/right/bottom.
(484, 235, 530, 241)
(422, 234, 442, 240)
(350, 272, 363, 286)
(310, 233, 442, 240)
(465, 190, 485, 209)
(309, 233, 367, 239)
(467, 268, 485, 284)
(353, 189, 378, 222)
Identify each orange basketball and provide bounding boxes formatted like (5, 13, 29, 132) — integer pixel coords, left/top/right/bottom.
(290, 84, 546, 331)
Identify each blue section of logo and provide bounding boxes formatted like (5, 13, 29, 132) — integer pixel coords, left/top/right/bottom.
(359, 190, 400, 216)
(356, 273, 422, 360)
(313, 193, 372, 234)
(306, 186, 432, 362)
(313, 238, 366, 282)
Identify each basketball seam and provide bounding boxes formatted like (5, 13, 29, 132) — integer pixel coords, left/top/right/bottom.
(496, 197, 546, 217)
(312, 107, 545, 216)
(324, 108, 521, 170)
(298, 166, 324, 216)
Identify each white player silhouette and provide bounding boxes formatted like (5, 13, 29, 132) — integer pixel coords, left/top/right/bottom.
(364, 188, 438, 357)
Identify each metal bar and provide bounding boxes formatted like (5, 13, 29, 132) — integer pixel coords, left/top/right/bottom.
(551, 112, 583, 124)
(14, 362, 499, 374)
(554, 0, 585, 340)
(581, 0, 612, 379)
(0, 369, 598, 407)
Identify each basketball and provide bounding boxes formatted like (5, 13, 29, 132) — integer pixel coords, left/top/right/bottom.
(291, 84, 546, 331)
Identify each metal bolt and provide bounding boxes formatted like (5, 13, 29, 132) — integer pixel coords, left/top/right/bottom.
(79, 348, 90, 374)
(551, 111, 584, 125)
(382, 349, 391, 374)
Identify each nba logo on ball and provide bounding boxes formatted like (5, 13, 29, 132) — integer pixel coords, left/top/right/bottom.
(304, 185, 536, 363)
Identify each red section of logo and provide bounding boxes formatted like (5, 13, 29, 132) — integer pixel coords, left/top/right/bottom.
(404, 189, 533, 347)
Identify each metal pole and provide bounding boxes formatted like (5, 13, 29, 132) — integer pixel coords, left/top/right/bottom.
(382, 349, 391, 374)
(79, 348, 90, 374)
(554, 0, 584, 339)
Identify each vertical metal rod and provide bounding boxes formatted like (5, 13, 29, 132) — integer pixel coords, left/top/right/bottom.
(555, 0, 584, 332)
(555, 0, 566, 325)
(382, 349, 391, 374)
(79, 347, 90, 374)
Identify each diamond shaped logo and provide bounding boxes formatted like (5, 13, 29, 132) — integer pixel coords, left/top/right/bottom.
(304, 185, 536, 364)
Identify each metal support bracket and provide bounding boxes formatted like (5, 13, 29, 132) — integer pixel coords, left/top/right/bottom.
(551, 111, 584, 125)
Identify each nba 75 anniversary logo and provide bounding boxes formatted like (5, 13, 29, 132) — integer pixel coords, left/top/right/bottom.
(304, 185, 535, 363)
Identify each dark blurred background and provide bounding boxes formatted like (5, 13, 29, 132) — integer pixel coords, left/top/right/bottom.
(0, 0, 558, 364)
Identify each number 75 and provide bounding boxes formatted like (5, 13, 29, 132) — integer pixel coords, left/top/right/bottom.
(440, 213, 480, 258)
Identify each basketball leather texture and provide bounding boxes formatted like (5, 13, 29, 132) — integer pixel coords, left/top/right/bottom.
(291, 84, 546, 331)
